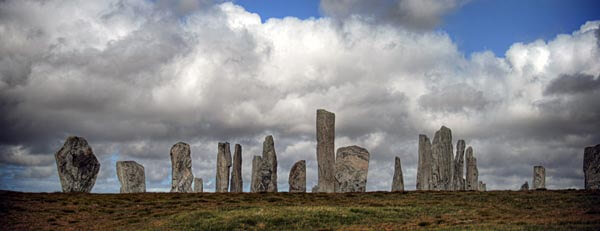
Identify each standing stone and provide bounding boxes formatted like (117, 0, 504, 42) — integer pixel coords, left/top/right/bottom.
(194, 178, 203, 193)
(453, 140, 466, 190)
(430, 126, 453, 191)
(334, 145, 370, 192)
(55, 136, 100, 193)
(230, 144, 243, 192)
(416, 134, 433, 190)
(317, 109, 335, 193)
(250, 156, 264, 192)
(311, 185, 319, 193)
(478, 181, 486, 191)
(392, 156, 404, 192)
(170, 142, 193, 192)
(261, 135, 278, 192)
(520, 181, 529, 191)
(584, 144, 600, 190)
(116, 161, 145, 193)
(289, 160, 306, 192)
(533, 166, 545, 189)
(215, 142, 232, 192)
(465, 146, 479, 191)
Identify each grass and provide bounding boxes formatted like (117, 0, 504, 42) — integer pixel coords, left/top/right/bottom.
(1, 190, 599, 230)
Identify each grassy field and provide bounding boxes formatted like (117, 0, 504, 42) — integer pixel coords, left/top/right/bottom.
(1, 190, 600, 230)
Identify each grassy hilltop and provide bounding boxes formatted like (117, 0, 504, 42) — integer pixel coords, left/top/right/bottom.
(1, 190, 600, 230)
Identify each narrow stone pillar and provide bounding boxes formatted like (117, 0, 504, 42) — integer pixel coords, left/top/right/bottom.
(116, 161, 145, 193)
(431, 126, 453, 191)
(250, 156, 263, 192)
(416, 134, 432, 190)
(453, 140, 466, 190)
(230, 144, 243, 192)
(170, 142, 193, 192)
(465, 146, 478, 191)
(261, 135, 278, 192)
(289, 160, 306, 192)
(533, 166, 545, 189)
(215, 142, 232, 192)
(194, 178, 203, 193)
(391, 156, 404, 192)
(584, 144, 600, 190)
(316, 109, 335, 193)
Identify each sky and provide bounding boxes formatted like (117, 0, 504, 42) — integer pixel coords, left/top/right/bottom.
(0, 0, 599, 193)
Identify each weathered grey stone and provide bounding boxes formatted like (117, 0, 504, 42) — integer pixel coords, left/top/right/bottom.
(416, 134, 432, 190)
(116, 161, 145, 193)
(55, 136, 100, 193)
(430, 126, 453, 191)
(288, 160, 306, 192)
(478, 181, 486, 191)
(584, 144, 600, 190)
(520, 181, 529, 191)
(533, 166, 545, 189)
(170, 142, 193, 192)
(453, 140, 466, 191)
(261, 135, 278, 192)
(317, 109, 335, 193)
(334, 145, 370, 192)
(216, 142, 232, 192)
(194, 178, 203, 193)
(311, 185, 319, 193)
(391, 156, 404, 192)
(250, 156, 263, 192)
(230, 144, 243, 192)
(465, 146, 478, 191)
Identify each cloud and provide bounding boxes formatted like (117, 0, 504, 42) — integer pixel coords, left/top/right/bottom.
(319, 0, 469, 30)
(0, 0, 599, 192)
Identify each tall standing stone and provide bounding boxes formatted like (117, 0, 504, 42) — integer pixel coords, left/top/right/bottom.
(533, 166, 545, 189)
(230, 144, 243, 192)
(194, 178, 203, 193)
(170, 142, 193, 192)
(520, 181, 529, 191)
(116, 161, 145, 193)
(391, 156, 404, 192)
(334, 145, 370, 192)
(430, 126, 453, 191)
(584, 144, 600, 190)
(261, 135, 278, 192)
(453, 140, 466, 190)
(250, 156, 264, 192)
(465, 146, 478, 191)
(55, 136, 100, 193)
(416, 134, 432, 190)
(216, 142, 232, 192)
(289, 160, 306, 192)
(316, 109, 335, 193)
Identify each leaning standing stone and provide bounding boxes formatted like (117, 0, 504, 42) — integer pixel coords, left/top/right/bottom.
(334, 145, 370, 192)
(316, 109, 335, 193)
(289, 160, 306, 192)
(533, 166, 545, 189)
(465, 146, 478, 191)
(230, 144, 243, 192)
(194, 178, 203, 193)
(55, 136, 100, 193)
(216, 142, 232, 192)
(391, 156, 404, 192)
(170, 142, 193, 192)
(116, 161, 145, 193)
(520, 181, 529, 191)
(584, 144, 600, 190)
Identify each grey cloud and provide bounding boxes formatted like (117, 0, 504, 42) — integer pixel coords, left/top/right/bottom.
(418, 84, 491, 113)
(544, 73, 600, 95)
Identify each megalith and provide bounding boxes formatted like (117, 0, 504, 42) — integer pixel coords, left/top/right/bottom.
(230, 144, 243, 192)
(520, 181, 529, 191)
(392, 156, 404, 192)
(430, 126, 453, 190)
(453, 140, 466, 190)
(170, 142, 193, 192)
(250, 156, 264, 192)
(465, 146, 478, 191)
(416, 134, 432, 190)
(194, 177, 203, 193)
(533, 166, 545, 189)
(116, 161, 145, 193)
(251, 135, 278, 192)
(289, 160, 306, 192)
(584, 144, 600, 190)
(216, 142, 232, 192)
(55, 136, 100, 193)
(334, 145, 370, 192)
(316, 109, 335, 193)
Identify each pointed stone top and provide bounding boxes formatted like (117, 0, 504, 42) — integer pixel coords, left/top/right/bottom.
(395, 156, 401, 162)
(264, 135, 274, 143)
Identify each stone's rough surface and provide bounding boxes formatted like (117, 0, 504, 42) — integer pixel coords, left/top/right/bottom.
(416, 134, 432, 190)
(170, 142, 193, 192)
(216, 142, 232, 192)
(533, 166, 546, 189)
(453, 140, 466, 191)
(391, 156, 404, 192)
(334, 145, 370, 192)
(55, 136, 100, 192)
(194, 178, 203, 192)
(430, 126, 453, 191)
(465, 146, 478, 191)
(584, 144, 600, 190)
(478, 181, 486, 191)
(250, 156, 263, 192)
(520, 181, 529, 191)
(288, 160, 306, 192)
(116, 161, 145, 193)
(230, 144, 243, 192)
(316, 109, 336, 193)
(311, 185, 319, 193)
